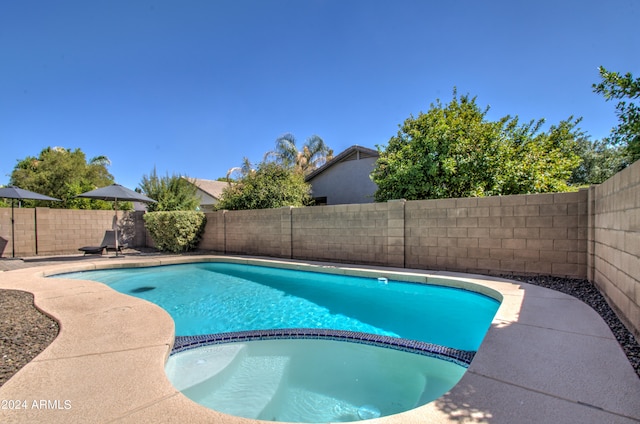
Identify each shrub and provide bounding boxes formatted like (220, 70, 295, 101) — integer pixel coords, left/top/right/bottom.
(217, 161, 311, 210)
(144, 211, 206, 253)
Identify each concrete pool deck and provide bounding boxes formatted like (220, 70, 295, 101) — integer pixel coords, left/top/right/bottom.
(0, 254, 639, 424)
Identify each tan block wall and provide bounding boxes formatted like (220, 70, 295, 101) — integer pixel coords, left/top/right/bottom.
(0, 208, 37, 257)
(199, 211, 226, 252)
(0, 208, 146, 257)
(291, 202, 395, 266)
(591, 160, 640, 339)
(224, 207, 292, 258)
(405, 191, 589, 278)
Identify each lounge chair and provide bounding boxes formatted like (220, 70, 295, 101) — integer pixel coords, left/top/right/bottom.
(78, 230, 124, 255)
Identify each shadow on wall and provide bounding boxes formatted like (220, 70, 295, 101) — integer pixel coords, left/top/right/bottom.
(118, 212, 137, 247)
(0, 238, 6, 257)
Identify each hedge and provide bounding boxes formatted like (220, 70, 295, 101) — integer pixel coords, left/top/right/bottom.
(143, 211, 206, 253)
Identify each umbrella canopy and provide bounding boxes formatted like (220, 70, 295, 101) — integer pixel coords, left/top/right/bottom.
(0, 186, 61, 258)
(76, 184, 156, 256)
(0, 186, 61, 202)
(75, 184, 156, 203)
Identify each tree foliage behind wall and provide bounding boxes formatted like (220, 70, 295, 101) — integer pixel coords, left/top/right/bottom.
(570, 137, 626, 185)
(138, 168, 200, 212)
(217, 161, 311, 210)
(372, 91, 583, 201)
(593, 66, 640, 165)
(9, 147, 117, 209)
(265, 133, 334, 175)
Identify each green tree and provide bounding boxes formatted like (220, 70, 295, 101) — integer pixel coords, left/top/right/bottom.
(593, 67, 640, 164)
(569, 137, 625, 185)
(9, 147, 116, 209)
(372, 91, 582, 201)
(499, 117, 584, 194)
(138, 168, 200, 212)
(265, 133, 334, 174)
(217, 161, 311, 210)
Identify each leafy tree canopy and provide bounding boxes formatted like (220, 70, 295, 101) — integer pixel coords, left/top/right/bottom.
(265, 133, 333, 175)
(569, 137, 626, 185)
(593, 66, 640, 164)
(372, 90, 583, 201)
(217, 160, 311, 210)
(9, 147, 117, 209)
(138, 167, 200, 212)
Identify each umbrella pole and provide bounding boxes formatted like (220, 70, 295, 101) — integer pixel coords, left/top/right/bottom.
(11, 199, 15, 258)
(114, 199, 119, 257)
(34, 207, 38, 255)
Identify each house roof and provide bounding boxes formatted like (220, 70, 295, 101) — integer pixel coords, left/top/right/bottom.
(305, 145, 379, 181)
(187, 178, 230, 200)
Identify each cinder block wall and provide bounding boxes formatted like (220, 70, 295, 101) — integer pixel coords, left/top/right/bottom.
(42, 209, 112, 255)
(0, 208, 37, 257)
(224, 207, 292, 258)
(0, 208, 145, 257)
(591, 160, 640, 339)
(199, 210, 226, 252)
(405, 191, 589, 278)
(291, 201, 403, 266)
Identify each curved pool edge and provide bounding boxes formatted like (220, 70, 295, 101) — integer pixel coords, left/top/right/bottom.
(1, 254, 639, 424)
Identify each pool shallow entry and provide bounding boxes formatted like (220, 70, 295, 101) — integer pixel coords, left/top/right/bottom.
(166, 336, 468, 422)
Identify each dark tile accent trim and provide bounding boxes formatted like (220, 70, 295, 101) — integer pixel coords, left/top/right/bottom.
(172, 328, 475, 367)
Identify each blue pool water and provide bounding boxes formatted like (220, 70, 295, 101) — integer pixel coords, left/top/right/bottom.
(54, 261, 500, 422)
(166, 338, 468, 422)
(56, 262, 499, 352)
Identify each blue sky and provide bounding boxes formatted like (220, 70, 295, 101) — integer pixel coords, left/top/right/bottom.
(1, 0, 639, 190)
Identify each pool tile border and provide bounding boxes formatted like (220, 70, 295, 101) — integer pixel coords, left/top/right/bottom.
(172, 329, 475, 367)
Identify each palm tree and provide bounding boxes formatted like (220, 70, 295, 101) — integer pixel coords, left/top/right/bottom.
(266, 133, 333, 174)
(225, 157, 255, 181)
(89, 155, 111, 167)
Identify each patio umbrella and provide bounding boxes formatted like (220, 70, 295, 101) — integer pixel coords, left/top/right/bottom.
(0, 186, 61, 258)
(76, 184, 156, 256)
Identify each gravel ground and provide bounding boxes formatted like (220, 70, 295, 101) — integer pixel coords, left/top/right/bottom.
(0, 273, 638, 388)
(0, 290, 59, 387)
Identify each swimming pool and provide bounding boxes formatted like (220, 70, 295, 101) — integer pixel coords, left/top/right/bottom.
(166, 338, 468, 422)
(55, 261, 500, 422)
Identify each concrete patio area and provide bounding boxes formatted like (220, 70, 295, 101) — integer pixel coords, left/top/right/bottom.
(0, 254, 639, 423)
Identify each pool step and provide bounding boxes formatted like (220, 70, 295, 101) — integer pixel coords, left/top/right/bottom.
(260, 386, 363, 422)
(165, 344, 246, 392)
(191, 355, 290, 419)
